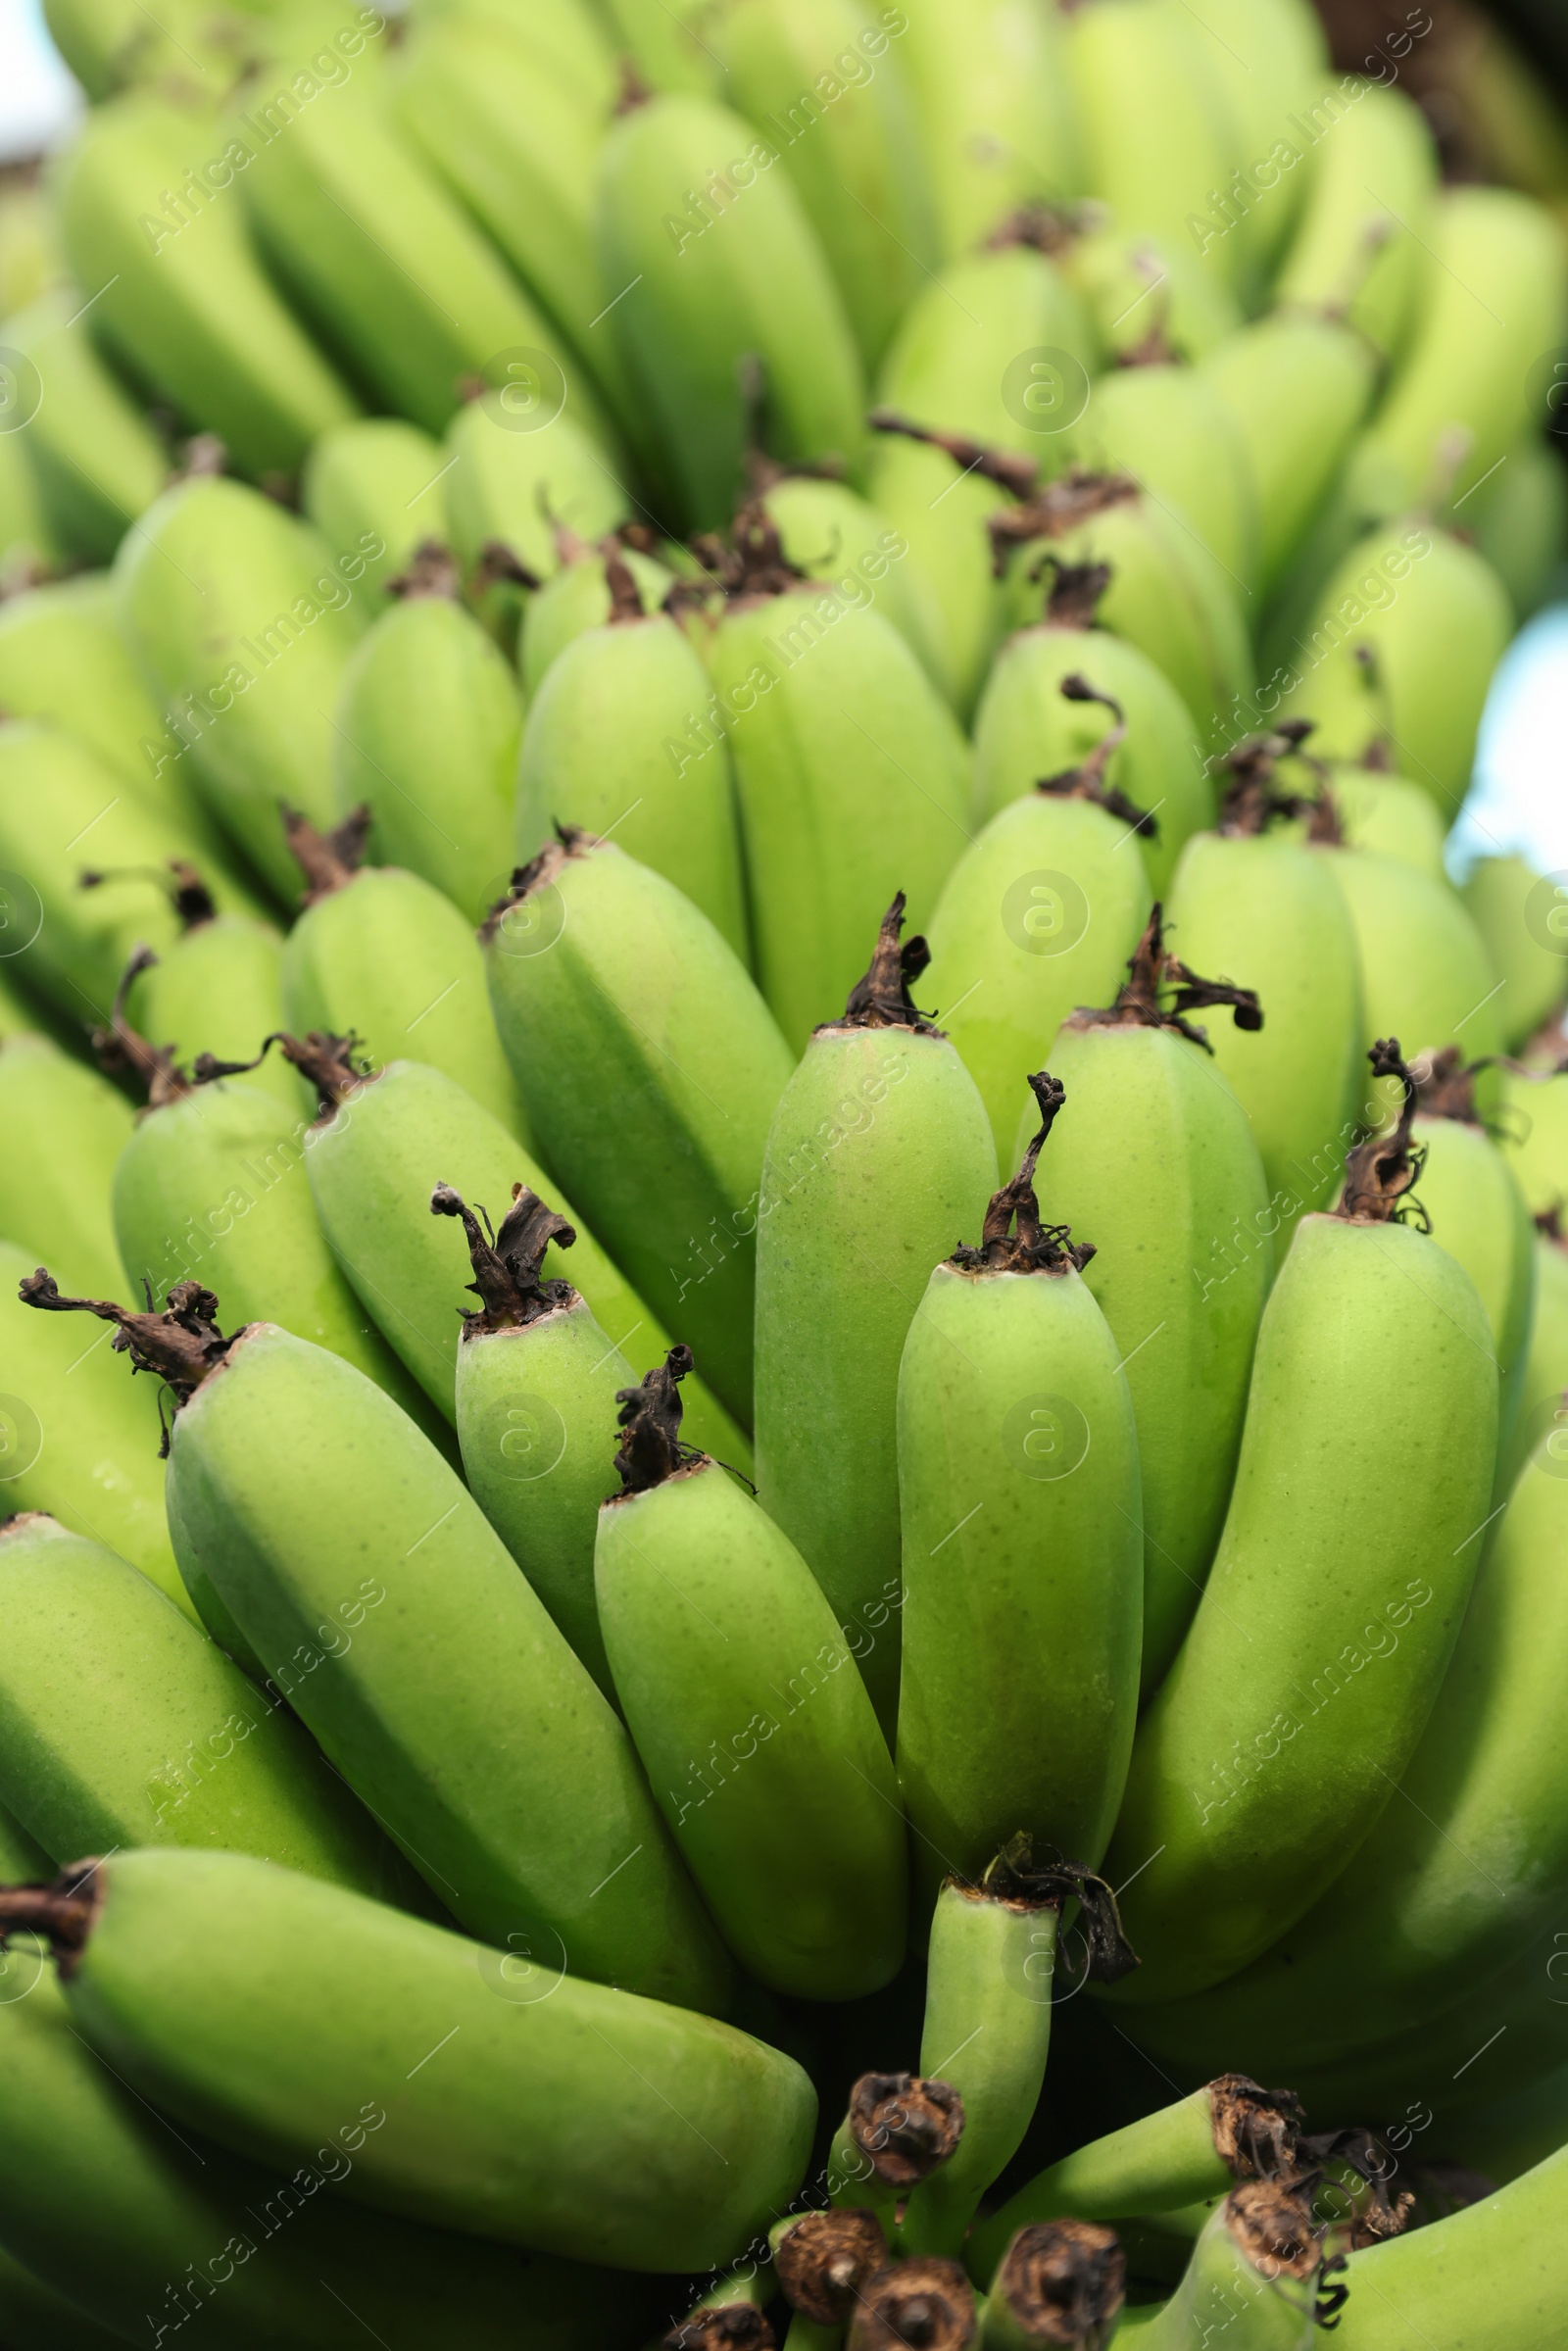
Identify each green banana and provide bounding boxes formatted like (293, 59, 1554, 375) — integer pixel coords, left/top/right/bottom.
(1028, 912, 1271, 1693)
(332, 547, 521, 926)
(705, 528, 972, 1051)
(1273, 76, 1438, 361)
(115, 475, 375, 903)
(0, 719, 267, 1030)
(1348, 185, 1567, 528)
(896, 0, 1080, 258)
(0, 424, 63, 583)
(279, 808, 532, 1147)
(1471, 434, 1568, 625)
(716, 0, 938, 367)
(302, 416, 447, 610)
(1462, 855, 1568, 1053)
(1272, 519, 1511, 823)
(1131, 2184, 1347, 2350)
(847, 2255, 977, 2351)
(1056, 220, 1243, 366)
(1065, 0, 1243, 292)
(599, 0, 721, 95)
(972, 565, 1212, 898)
(900, 1850, 1126, 2261)
(1496, 1060, 1568, 1221)
(31, 1287, 742, 2008)
(1116, 1387, 1568, 2093)
(1331, 2142, 1568, 2348)
(773, 2206, 887, 2350)
(1164, 746, 1365, 1246)
(1322, 841, 1506, 1098)
(1167, 0, 1328, 272)
(0, 2247, 124, 2351)
(976, 2221, 1123, 2351)
(921, 736, 1154, 1161)
(519, 531, 675, 698)
(1497, 1215, 1568, 1500)
(1448, 2062, 1568, 2191)
(0, 1237, 187, 1613)
(233, 70, 600, 443)
(0, 1960, 653, 2351)
(3, 1845, 814, 2268)
(968, 2078, 1304, 2282)
(291, 1047, 750, 1465)
(868, 242, 1101, 712)
(432, 1182, 629, 1698)
(102, 979, 449, 1445)
(1099, 1046, 1499, 2005)
(596, 1346, 906, 1998)
(514, 559, 749, 959)
(0, 571, 244, 866)
(0, 1512, 401, 1896)
(1200, 314, 1377, 603)
(759, 470, 951, 701)
(993, 468, 1254, 748)
(440, 390, 630, 585)
(753, 897, 997, 1734)
(897, 1075, 1143, 1882)
(483, 830, 797, 1423)
(415, 0, 619, 109)
(1323, 762, 1446, 881)
(1074, 361, 1259, 597)
(0, 1034, 131, 1296)
(1, 288, 167, 564)
(594, 92, 866, 529)
(120, 871, 303, 1117)
(824, 2070, 965, 2227)
(54, 91, 362, 482)
(0, 1798, 48, 1882)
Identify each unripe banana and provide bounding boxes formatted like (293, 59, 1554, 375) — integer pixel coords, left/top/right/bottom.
(1327, 2142, 1568, 2350)
(1273, 77, 1438, 360)
(901, 1848, 1138, 2261)
(333, 548, 521, 926)
(279, 808, 532, 1148)
(600, 0, 722, 95)
(753, 897, 997, 1734)
(293, 1050, 750, 1467)
(0, 1959, 650, 2351)
(1323, 761, 1446, 881)
(1471, 434, 1568, 624)
(415, 0, 618, 109)
(1, 289, 167, 565)
(0, 426, 62, 581)
(868, 243, 1101, 711)
(1065, 0, 1243, 291)
(1200, 314, 1376, 601)
(972, 568, 1212, 896)
(1272, 520, 1511, 823)
(484, 832, 796, 1423)
(1057, 220, 1243, 366)
(54, 91, 362, 481)
(121, 875, 303, 1117)
(1026, 914, 1270, 1692)
(977, 2221, 1124, 2351)
(0, 1238, 186, 1612)
(897, 1077, 1143, 1882)
(1164, 752, 1364, 1246)
(0, 2248, 123, 2351)
(1497, 1216, 1568, 1501)
(968, 2076, 1304, 2282)
(1496, 1060, 1568, 1220)
(114, 476, 374, 902)
(1462, 855, 1568, 1053)
(440, 390, 630, 585)
(5, 1847, 813, 2268)
(896, 0, 1080, 259)
(432, 1183, 629, 1698)
(716, 0, 937, 367)
(596, 1347, 906, 1998)
(1132, 2184, 1346, 2349)
(1074, 362, 1258, 594)
(995, 471, 1253, 747)
(0, 720, 267, 1025)
(921, 749, 1154, 1161)
(706, 542, 972, 1050)
(0, 1799, 47, 1883)
(594, 93, 865, 529)
(0, 1513, 400, 1897)
(1323, 843, 1505, 1093)
(233, 71, 602, 444)
(72, 1299, 742, 2008)
(1120, 1390, 1568, 2093)
(1099, 1048, 1499, 2004)
(303, 417, 446, 610)
(760, 470, 951, 699)
(824, 2071, 964, 2227)
(1166, 0, 1327, 273)
(519, 532, 676, 697)
(1349, 186, 1567, 526)
(0, 1035, 131, 1297)
(514, 569, 750, 960)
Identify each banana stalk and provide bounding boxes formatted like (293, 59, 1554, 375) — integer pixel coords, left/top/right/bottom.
(976, 2222, 1123, 2351)
(1132, 2185, 1348, 2349)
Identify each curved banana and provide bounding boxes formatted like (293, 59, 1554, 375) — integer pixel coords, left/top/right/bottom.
(1273, 76, 1438, 361)
(1, 289, 166, 565)
(1074, 362, 1258, 594)
(1200, 314, 1376, 602)
(1497, 1215, 1568, 1501)
(1132, 2184, 1347, 2349)
(1322, 844, 1505, 1100)
(760, 470, 952, 700)
(122, 875, 302, 1117)
(1462, 855, 1568, 1053)
(303, 417, 446, 610)
(1323, 762, 1446, 881)
(0, 1035, 131, 1297)
(440, 392, 630, 586)
(519, 532, 676, 698)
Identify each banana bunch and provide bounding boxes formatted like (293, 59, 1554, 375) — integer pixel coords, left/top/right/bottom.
(4, 0, 1568, 2336)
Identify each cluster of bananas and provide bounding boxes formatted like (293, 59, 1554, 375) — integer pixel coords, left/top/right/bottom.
(4, 0, 1568, 2342)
